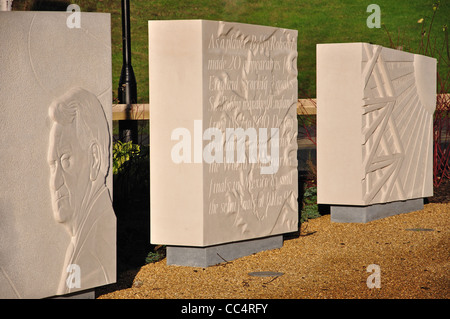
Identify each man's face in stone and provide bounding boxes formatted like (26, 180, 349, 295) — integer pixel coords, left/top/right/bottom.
(48, 122, 90, 223)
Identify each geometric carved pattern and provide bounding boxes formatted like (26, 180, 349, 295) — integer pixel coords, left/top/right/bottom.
(361, 43, 434, 204)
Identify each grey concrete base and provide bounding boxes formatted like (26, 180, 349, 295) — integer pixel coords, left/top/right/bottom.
(167, 235, 283, 267)
(48, 288, 95, 299)
(331, 198, 424, 223)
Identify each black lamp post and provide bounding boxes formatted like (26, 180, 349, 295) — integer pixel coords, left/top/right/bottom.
(118, 0, 138, 143)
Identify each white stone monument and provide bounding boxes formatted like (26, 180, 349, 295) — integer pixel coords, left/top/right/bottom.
(0, 0, 13, 11)
(149, 20, 298, 266)
(317, 43, 436, 222)
(0, 12, 115, 298)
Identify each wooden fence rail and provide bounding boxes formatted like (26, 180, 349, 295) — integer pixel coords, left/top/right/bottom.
(112, 95, 448, 120)
(112, 104, 150, 120)
(112, 99, 317, 120)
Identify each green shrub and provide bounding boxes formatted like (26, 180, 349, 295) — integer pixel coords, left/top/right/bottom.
(113, 140, 141, 175)
(145, 248, 166, 264)
(112, 141, 149, 203)
(300, 185, 320, 223)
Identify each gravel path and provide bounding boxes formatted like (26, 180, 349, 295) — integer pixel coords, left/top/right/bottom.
(97, 202, 449, 299)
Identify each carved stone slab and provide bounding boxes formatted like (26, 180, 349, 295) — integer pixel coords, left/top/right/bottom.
(317, 43, 436, 206)
(0, 12, 115, 298)
(149, 20, 298, 247)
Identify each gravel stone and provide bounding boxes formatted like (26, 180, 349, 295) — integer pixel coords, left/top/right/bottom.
(97, 202, 449, 299)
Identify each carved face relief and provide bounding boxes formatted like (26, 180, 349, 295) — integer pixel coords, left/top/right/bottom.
(48, 121, 90, 224)
(46, 87, 116, 295)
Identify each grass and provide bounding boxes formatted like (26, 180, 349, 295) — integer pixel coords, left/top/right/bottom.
(12, 0, 449, 101)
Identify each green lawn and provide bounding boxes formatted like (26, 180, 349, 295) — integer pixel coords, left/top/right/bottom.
(13, 0, 449, 101)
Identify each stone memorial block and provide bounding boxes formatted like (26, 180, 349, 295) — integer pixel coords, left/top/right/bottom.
(317, 43, 436, 222)
(149, 20, 298, 265)
(0, 12, 115, 298)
